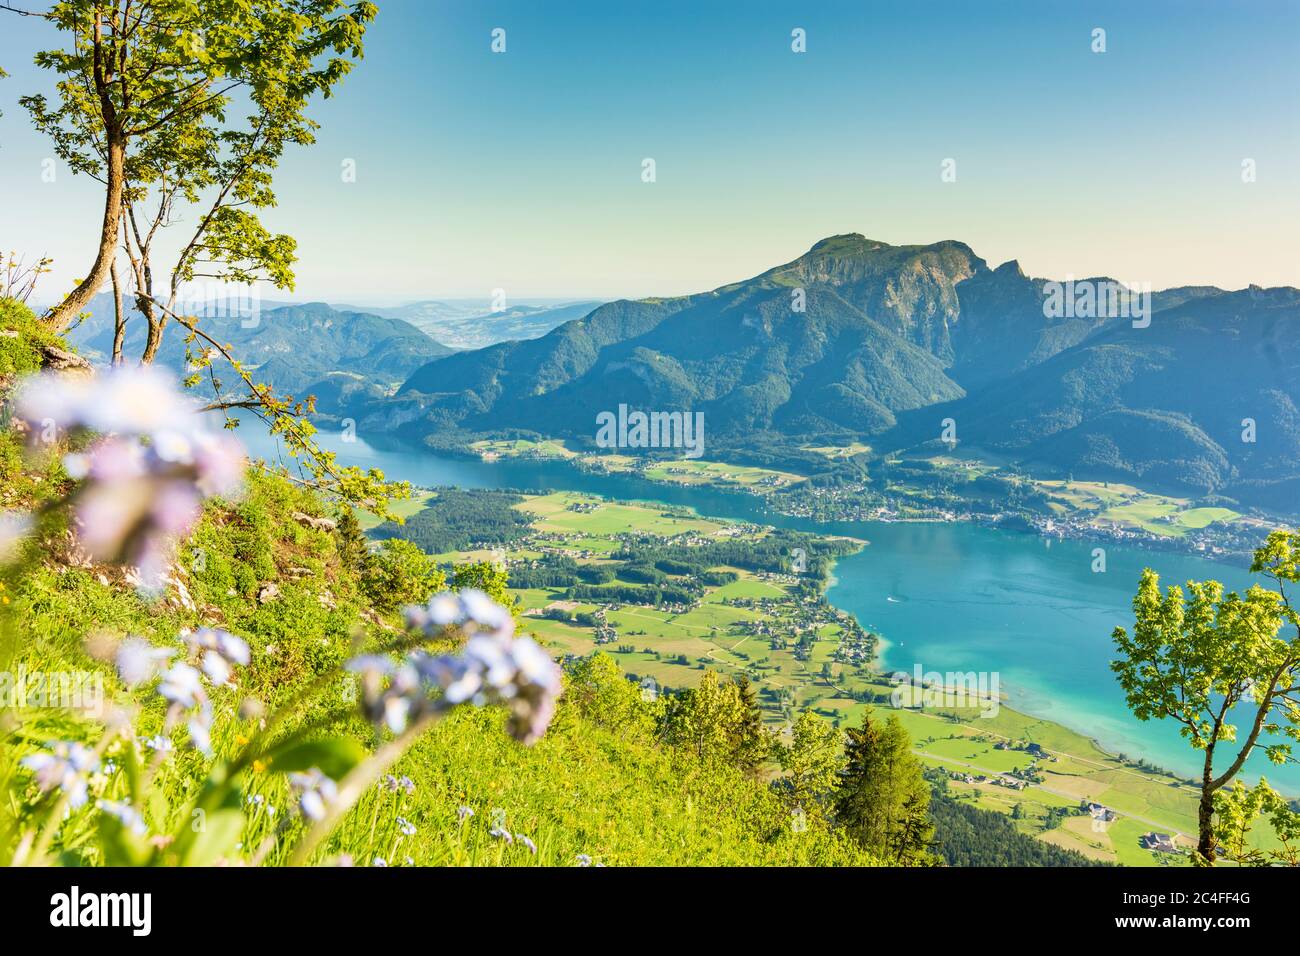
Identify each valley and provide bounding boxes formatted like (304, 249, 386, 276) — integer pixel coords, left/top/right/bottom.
(362, 483, 1267, 866)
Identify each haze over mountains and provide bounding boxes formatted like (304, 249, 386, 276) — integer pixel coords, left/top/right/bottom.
(66, 296, 597, 413)
(336, 299, 604, 350)
(372, 234, 1299, 512)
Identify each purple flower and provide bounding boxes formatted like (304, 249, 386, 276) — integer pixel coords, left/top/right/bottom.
(489, 826, 513, 844)
(115, 637, 177, 687)
(185, 628, 250, 686)
(11, 368, 246, 591)
(516, 834, 537, 855)
(381, 773, 414, 794)
(396, 817, 417, 836)
(142, 734, 174, 753)
(97, 799, 147, 835)
(158, 662, 205, 709)
(288, 768, 338, 822)
(20, 741, 99, 808)
(347, 592, 561, 744)
(457, 805, 474, 822)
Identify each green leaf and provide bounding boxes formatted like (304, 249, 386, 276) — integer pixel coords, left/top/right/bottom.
(98, 815, 154, 867)
(181, 808, 245, 867)
(264, 736, 366, 780)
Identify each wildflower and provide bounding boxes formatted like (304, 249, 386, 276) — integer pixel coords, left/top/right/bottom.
(97, 799, 147, 835)
(403, 588, 511, 637)
(188, 714, 214, 756)
(142, 734, 174, 753)
(489, 826, 513, 844)
(20, 741, 99, 808)
(372, 857, 387, 867)
(287, 768, 338, 822)
(459, 588, 512, 631)
(185, 628, 251, 686)
(347, 592, 562, 744)
(405, 856, 414, 866)
(382, 773, 416, 795)
(396, 817, 417, 837)
(457, 805, 474, 822)
(115, 637, 177, 687)
(576, 854, 592, 867)
(12, 368, 246, 590)
(516, 834, 537, 855)
(157, 662, 205, 709)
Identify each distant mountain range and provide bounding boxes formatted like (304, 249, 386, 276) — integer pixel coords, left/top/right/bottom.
(332, 299, 604, 350)
(360, 234, 1299, 512)
(68, 297, 453, 412)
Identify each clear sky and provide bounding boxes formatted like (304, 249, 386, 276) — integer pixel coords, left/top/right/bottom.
(2, 0, 1298, 303)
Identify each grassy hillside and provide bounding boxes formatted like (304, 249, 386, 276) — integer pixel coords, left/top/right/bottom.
(0, 304, 876, 866)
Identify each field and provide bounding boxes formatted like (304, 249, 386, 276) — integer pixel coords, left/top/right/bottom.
(1034, 479, 1240, 536)
(469, 437, 805, 492)
(358, 489, 436, 530)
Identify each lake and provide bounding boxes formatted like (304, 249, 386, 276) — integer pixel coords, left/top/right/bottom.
(235, 418, 1292, 791)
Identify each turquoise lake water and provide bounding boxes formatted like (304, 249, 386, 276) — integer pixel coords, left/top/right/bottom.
(235, 420, 1293, 791)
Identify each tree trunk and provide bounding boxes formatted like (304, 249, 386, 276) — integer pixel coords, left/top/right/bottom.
(1197, 751, 1217, 864)
(110, 258, 126, 366)
(139, 296, 165, 365)
(44, 136, 126, 331)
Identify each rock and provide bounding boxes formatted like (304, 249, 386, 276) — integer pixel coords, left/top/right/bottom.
(38, 343, 93, 375)
(257, 582, 280, 603)
(291, 511, 337, 532)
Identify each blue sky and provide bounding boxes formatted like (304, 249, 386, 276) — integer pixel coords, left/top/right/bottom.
(2, 0, 1297, 302)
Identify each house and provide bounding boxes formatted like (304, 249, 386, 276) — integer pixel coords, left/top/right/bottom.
(1083, 802, 1118, 823)
(1141, 832, 1178, 853)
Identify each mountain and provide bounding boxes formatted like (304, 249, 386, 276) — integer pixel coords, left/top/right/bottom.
(381, 234, 1162, 446)
(348, 232, 1295, 510)
(336, 299, 604, 350)
(68, 297, 453, 413)
(386, 236, 1016, 443)
(887, 286, 1300, 505)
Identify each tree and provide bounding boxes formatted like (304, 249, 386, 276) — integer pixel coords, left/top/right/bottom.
(779, 710, 842, 819)
(661, 671, 746, 763)
(564, 652, 655, 739)
(16, 0, 376, 332)
(362, 539, 444, 613)
(452, 561, 517, 617)
(731, 673, 769, 775)
(835, 710, 933, 864)
(1112, 528, 1300, 865)
(9, 1, 404, 517)
(333, 505, 370, 574)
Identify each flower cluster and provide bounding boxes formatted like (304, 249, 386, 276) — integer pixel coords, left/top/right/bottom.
(288, 768, 339, 822)
(348, 589, 562, 744)
(12, 366, 245, 587)
(20, 741, 99, 808)
(115, 628, 250, 754)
